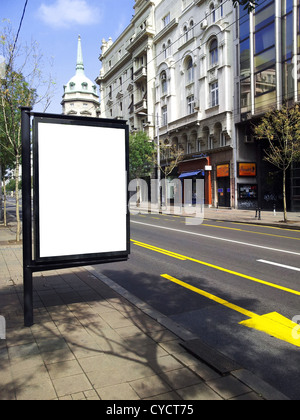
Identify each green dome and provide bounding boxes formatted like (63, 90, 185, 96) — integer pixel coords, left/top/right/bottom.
(63, 35, 98, 97)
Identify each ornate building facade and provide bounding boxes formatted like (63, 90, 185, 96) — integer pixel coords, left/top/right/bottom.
(96, 0, 300, 210)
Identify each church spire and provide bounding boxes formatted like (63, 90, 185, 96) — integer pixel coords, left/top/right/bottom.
(76, 35, 85, 74)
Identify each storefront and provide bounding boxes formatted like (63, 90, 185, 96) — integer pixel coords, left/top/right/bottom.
(178, 157, 212, 206)
(216, 164, 231, 207)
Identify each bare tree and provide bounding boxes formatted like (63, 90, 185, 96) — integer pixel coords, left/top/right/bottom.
(0, 20, 55, 241)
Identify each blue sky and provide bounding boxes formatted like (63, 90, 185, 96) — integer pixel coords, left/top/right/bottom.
(1, 0, 135, 113)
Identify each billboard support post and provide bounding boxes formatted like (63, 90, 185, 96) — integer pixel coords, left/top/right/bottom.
(21, 107, 34, 327)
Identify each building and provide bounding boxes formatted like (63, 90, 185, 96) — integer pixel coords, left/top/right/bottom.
(234, 0, 300, 211)
(153, 0, 234, 207)
(96, 0, 159, 141)
(97, 0, 235, 207)
(62, 36, 100, 117)
(96, 0, 300, 210)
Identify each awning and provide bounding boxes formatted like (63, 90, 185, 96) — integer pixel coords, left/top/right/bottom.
(178, 170, 204, 179)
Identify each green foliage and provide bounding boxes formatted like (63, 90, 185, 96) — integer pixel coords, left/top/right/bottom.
(129, 131, 155, 179)
(254, 104, 300, 171)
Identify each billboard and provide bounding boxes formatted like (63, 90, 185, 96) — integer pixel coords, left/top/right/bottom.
(22, 110, 130, 326)
(33, 117, 129, 263)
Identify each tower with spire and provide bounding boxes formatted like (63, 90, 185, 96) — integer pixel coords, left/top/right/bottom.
(61, 36, 100, 117)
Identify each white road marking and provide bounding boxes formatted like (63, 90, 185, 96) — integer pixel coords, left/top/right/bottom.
(257, 260, 300, 272)
(131, 220, 300, 256)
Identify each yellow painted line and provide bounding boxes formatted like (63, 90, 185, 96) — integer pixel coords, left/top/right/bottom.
(161, 274, 300, 347)
(202, 223, 242, 231)
(231, 221, 300, 233)
(161, 274, 256, 319)
(200, 223, 300, 240)
(131, 239, 300, 296)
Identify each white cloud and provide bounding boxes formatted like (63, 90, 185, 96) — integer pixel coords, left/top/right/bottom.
(38, 0, 101, 28)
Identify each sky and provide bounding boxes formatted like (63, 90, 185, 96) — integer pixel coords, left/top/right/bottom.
(0, 0, 135, 114)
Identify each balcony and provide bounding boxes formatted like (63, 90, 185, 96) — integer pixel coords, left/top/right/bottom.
(134, 66, 147, 84)
(134, 99, 147, 113)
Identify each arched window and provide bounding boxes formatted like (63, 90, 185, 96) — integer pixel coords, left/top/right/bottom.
(219, 0, 224, 17)
(167, 39, 172, 56)
(162, 43, 167, 59)
(190, 20, 194, 38)
(210, 3, 216, 23)
(186, 57, 194, 83)
(209, 38, 218, 66)
(183, 25, 188, 42)
(161, 71, 168, 95)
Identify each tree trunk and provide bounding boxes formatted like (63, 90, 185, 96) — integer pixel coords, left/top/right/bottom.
(283, 168, 287, 223)
(15, 154, 21, 242)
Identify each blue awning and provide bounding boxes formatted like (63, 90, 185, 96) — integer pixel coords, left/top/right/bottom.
(178, 170, 204, 179)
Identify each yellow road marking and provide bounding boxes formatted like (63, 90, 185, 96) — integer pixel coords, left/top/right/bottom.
(161, 274, 255, 318)
(131, 239, 300, 296)
(161, 274, 300, 347)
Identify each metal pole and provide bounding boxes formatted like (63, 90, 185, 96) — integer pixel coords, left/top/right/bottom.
(156, 113, 161, 213)
(21, 107, 33, 327)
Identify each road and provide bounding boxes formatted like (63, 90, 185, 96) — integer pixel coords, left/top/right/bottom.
(99, 211, 300, 400)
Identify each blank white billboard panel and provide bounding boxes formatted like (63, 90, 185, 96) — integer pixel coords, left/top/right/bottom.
(35, 120, 128, 260)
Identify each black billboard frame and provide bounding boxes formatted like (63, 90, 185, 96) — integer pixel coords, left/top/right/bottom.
(21, 108, 130, 327)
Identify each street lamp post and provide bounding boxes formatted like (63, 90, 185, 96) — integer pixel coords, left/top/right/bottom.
(156, 112, 161, 213)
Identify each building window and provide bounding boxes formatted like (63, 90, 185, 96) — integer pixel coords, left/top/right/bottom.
(186, 58, 194, 83)
(163, 13, 170, 27)
(282, 0, 294, 100)
(219, 0, 224, 18)
(162, 106, 168, 126)
(161, 71, 168, 95)
(183, 25, 189, 43)
(187, 95, 195, 114)
(210, 3, 216, 23)
(210, 81, 219, 107)
(209, 38, 218, 66)
(167, 39, 172, 56)
(189, 20, 194, 38)
(253, 1, 276, 112)
(162, 43, 167, 59)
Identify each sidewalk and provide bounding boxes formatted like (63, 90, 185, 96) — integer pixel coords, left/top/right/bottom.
(0, 221, 291, 400)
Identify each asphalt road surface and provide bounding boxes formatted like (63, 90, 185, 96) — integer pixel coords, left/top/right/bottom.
(99, 212, 300, 400)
